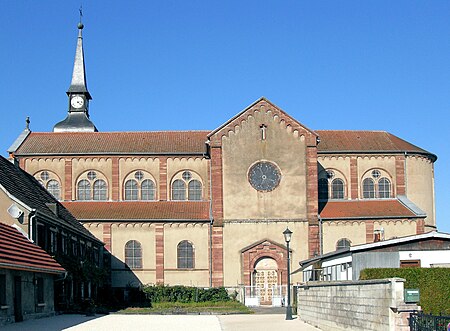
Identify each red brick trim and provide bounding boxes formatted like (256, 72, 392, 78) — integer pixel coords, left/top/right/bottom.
(308, 225, 320, 258)
(211, 226, 223, 287)
(211, 147, 224, 226)
(64, 159, 72, 201)
(241, 240, 288, 286)
(416, 219, 425, 234)
(350, 157, 358, 199)
(103, 223, 112, 252)
(365, 221, 374, 243)
(112, 157, 119, 200)
(19, 157, 26, 169)
(395, 156, 406, 195)
(306, 147, 318, 225)
(159, 157, 167, 201)
(155, 223, 164, 284)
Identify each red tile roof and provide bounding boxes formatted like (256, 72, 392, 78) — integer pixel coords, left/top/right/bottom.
(319, 199, 419, 219)
(14, 131, 209, 155)
(0, 222, 65, 274)
(63, 201, 210, 221)
(316, 131, 435, 160)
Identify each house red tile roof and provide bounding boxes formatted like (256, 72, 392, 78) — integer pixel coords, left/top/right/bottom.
(0, 222, 65, 274)
(14, 131, 209, 156)
(63, 201, 210, 221)
(319, 199, 419, 219)
(316, 131, 435, 160)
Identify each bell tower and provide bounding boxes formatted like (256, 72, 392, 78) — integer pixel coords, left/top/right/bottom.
(53, 20, 97, 132)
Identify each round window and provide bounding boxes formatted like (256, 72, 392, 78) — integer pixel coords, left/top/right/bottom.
(40, 171, 49, 181)
(371, 170, 381, 179)
(248, 161, 281, 192)
(135, 171, 144, 181)
(182, 171, 192, 181)
(87, 171, 97, 180)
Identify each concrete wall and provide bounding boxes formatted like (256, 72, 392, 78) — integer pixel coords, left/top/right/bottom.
(297, 278, 418, 331)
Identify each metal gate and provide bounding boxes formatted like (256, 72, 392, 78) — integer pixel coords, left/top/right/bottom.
(409, 311, 450, 331)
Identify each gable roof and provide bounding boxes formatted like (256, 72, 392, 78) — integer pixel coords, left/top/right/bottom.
(63, 201, 210, 221)
(13, 131, 209, 156)
(316, 130, 436, 161)
(319, 199, 421, 219)
(0, 222, 65, 274)
(0, 156, 101, 243)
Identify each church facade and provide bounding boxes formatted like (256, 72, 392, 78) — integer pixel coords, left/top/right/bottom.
(7, 24, 437, 300)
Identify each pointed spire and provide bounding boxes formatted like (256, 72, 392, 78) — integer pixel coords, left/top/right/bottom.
(67, 20, 91, 99)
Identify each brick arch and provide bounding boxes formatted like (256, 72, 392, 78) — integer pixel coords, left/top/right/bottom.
(241, 240, 289, 286)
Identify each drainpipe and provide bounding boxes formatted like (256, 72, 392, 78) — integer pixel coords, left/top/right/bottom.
(404, 151, 408, 194)
(318, 215, 323, 256)
(29, 209, 37, 243)
(207, 141, 213, 288)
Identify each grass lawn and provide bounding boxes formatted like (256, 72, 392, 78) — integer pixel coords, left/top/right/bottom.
(117, 301, 253, 315)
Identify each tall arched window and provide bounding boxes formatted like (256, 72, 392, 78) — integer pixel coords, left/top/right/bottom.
(378, 178, 391, 198)
(363, 178, 375, 198)
(125, 240, 142, 269)
(177, 240, 194, 268)
(141, 179, 155, 200)
(93, 180, 107, 200)
(172, 179, 186, 200)
(77, 179, 91, 201)
(362, 169, 392, 199)
(318, 178, 329, 200)
(331, 179, 344, 199)
(47, 179, 61, 200)
(124, 179, 139, 200)
(336, 238, 351, 250)
(76, 171, 108, 201)
(171, 171, 203, 201)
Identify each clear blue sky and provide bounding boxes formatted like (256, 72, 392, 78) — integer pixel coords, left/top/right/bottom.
(2, 1, 449, 232)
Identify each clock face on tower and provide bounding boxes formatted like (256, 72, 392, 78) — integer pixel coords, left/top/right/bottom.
(248, 161, 281, 192)
(70, 95, 84, 109)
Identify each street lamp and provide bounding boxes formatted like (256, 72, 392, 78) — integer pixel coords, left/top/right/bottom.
(283, 227, 293, 320)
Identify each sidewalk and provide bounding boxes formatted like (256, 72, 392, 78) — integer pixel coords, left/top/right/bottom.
(1, 313, 321, 331)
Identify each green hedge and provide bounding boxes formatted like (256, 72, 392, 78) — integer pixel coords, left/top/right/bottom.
(360, 268, 450, 314)
(142, 285, 231, 303)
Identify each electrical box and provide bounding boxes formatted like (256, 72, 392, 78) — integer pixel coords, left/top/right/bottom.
(404, 289, 420, 303)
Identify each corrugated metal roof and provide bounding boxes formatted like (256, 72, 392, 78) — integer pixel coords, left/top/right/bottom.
(0, 222, 65, 274)
(319, 199, 420, 219)
(63, 201, 210, 221)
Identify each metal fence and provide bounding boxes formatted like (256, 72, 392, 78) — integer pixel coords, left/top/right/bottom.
(409, 311, 450, 331)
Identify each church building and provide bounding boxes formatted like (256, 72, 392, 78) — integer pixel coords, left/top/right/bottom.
(7, 23, 437, 304)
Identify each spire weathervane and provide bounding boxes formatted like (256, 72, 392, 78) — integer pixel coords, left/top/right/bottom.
(79, 5, 83, 28)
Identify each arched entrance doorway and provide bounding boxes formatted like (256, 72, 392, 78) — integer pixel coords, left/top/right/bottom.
(252, 257, 278, 305)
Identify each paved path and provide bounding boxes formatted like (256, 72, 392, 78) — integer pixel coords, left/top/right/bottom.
(1, 313, 321, 331)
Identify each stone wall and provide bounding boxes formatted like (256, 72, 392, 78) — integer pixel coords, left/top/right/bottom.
(297, 278, 419, 331)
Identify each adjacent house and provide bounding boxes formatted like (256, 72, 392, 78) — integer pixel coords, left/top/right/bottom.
(298, 231, 450, 282)
(0, 155, 105, 311)
(0, 222, 65, 325)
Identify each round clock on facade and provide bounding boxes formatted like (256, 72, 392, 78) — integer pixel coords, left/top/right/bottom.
(70, 96, 84, 108)
(248, 161, 281, 192)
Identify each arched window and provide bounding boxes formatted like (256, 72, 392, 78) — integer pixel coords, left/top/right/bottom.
(77, 171, 108, 201)
(93, 180, 107, 201)
(77, 179, 91, 201)
(318, 170, 345, 200)
(171, 171, 203, 201)
(188, 180, 202, 201)
(125, 240, 142, 269)
(47, 179, 60, 200)
(34, 171, 61, 201)
(318, 178, 329, 200)
(363, 178, 375, 199)
(141, 179, 155, 201)
(177, 240, 194, 269)
(172, 179, 186, 200)
(331, 179, 344, 199)
(362, 169, 392, 199)
(336, 238, 351, 250)
(124, 179, 139, 200)
(378, 178, 391, 198)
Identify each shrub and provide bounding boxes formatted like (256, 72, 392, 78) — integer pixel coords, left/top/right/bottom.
(360, 268, 450, 314)
(142, 285, 231, 303)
